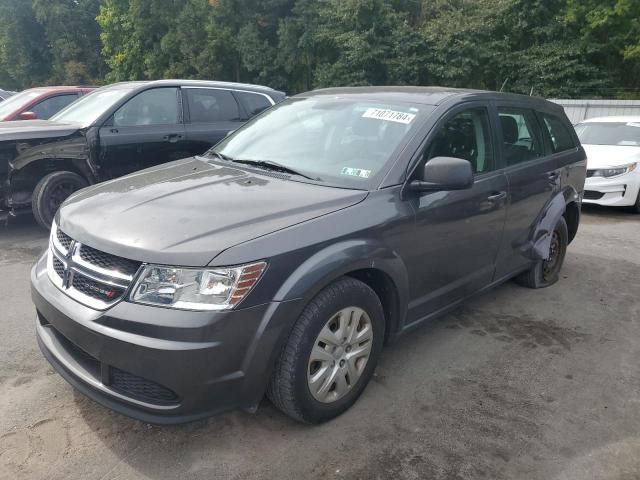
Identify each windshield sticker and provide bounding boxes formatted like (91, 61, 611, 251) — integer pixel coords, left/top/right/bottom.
(341, 167, 371, 178)
(362, 108, 416, 124)
(626, 122, 640, 128)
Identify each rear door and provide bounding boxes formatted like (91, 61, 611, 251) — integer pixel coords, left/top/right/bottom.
(493, 104, 561, 279)
(98, 87, 187, 178)
(182, 87, 245, 155)
(405, 103, 508, 322)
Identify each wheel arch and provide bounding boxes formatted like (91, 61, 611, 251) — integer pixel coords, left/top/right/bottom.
(273, 240, 410, 340)
(560, 185, 581, 244)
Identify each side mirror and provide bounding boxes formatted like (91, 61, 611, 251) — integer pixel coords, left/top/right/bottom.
(410, 156, 474, 192)
(18, 111, 37, 120)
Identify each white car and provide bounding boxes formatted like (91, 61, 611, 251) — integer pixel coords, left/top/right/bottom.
(575, 116, 640, 212)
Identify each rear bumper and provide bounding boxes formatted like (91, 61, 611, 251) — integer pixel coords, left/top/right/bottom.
(31, 252, 303, 424)
(583, 172, 640, 207)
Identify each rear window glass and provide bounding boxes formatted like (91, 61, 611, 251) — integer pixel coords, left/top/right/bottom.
(236, 91, 272, 118)
(541, 113, 575, 152)
(185, 88, 241, 123)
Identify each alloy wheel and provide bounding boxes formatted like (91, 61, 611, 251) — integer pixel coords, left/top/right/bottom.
(307, 306, 373, 403)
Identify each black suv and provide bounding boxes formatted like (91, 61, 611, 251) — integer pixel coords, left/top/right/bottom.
(1, 80, 285, 227)
(31, 87, 586, 424)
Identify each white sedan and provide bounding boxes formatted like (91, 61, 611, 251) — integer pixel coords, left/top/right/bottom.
(575, 116, 640, 212)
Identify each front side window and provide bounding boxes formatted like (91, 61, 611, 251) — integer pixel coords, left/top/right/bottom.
(113, 88, 179, 127)
(51, 87, 134, 126)
(541, 113, 575, 152)
(185, 88, 240, 123)
(236, 91, 272, 118)
(498, 107, 544, 165)
(575, 122, 640, 146)
(425, 107, 494, 173)
(0, 90, 42, 120)
(213, 97, 430, 188)
(31, 94, 79, 120)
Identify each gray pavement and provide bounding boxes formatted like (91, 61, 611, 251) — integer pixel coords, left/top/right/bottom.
(0, 206, 639, 480)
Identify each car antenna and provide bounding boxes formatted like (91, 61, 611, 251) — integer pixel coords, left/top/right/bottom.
(499, 78, 509, 92)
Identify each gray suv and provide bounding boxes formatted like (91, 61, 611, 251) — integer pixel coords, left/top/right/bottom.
(31, 87, 586, 424)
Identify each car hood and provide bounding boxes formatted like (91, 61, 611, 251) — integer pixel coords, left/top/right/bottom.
(57, 157, 368, 266)
(583, 144, 640, 169)
(0, 120, 81, 141)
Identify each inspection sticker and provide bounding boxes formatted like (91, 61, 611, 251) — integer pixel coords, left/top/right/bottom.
(341, 167, 371, 178)
(362, 108, 416, 124)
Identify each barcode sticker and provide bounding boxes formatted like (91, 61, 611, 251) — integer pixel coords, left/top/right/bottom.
(362, 108, 416, 124)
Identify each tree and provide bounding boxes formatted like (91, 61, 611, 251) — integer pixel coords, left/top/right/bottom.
(565, 0, 640, 97)
(0, 0, 50, 89)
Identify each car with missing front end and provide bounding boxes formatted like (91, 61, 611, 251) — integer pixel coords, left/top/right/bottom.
(31, 87, 586, 424)
(1, 80, 285, 227)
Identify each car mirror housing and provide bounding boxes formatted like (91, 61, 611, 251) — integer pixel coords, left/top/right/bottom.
(410, 156, 474, 192)
(18, 111, 37, 120)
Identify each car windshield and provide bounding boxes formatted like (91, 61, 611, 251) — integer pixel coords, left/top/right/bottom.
(51, 87, 133, 126)
(575, 122, 640, 146)
(212, 97, 428, 188)
(0, 90, 42, 120)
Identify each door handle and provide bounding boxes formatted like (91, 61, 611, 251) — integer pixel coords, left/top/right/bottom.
(110, 128, 118, 134)
(163, 134, 183, 143)
(487, 191, 507, 202)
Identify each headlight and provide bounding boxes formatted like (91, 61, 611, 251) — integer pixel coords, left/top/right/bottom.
(130, 261, 266, 310)
(591, 163, 638, 178)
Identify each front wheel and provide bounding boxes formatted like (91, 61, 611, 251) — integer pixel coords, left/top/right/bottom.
(267, 277, 385, 423)
(32, 171, 88, 229)
(515, 216, 568, 288)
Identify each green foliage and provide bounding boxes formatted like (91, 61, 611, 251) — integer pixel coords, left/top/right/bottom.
(0, 0, 638, 98)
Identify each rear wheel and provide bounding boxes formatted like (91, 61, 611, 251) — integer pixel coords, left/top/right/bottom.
(267, 277, 385, 423)
(515, 216, 568, 288)
(32, 171, 88, 229)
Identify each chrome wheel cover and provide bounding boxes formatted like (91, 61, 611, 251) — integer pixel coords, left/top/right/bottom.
(307, 306, 373, 403)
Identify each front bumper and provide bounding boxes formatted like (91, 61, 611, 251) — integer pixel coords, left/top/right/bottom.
(583, 171, 640, 207)
(31, 252, 303, 424)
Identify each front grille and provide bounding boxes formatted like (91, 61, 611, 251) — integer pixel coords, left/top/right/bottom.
(56, 229, 73, 250)
(48, 225, 141, 309)
(79, 244, 141, 277)
(584, 190, 604, 200)
(52, 257, 65, 278)
(110, 367, 179, 404)
(72, 275, 126, 302)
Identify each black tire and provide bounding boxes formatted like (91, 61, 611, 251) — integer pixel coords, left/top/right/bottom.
(267, 277, 385, 424)
(515, 216, 568, 288)
(631, 189, 640, 214)
(32, 171, 88, 229)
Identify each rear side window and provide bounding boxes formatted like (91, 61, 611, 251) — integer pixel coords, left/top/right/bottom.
(114, 88, 179, 127)
(498, 107, 544, 166)
(541, 113, 576, 152)
(31, 94, 78, 120)
(185, 88, 241, 123)
(236, 91, 272, 118)
(426, 107, 494, 173)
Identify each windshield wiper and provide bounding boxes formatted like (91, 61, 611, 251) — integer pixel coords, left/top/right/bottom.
(231, 159, 322, 181)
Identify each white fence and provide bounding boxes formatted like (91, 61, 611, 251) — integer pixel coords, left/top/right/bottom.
(550, 99, 640, 124)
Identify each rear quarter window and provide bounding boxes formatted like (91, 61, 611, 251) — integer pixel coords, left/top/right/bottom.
(540, 113, 576, 153)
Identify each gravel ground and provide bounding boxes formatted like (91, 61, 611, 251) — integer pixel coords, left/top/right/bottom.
(0, 205, 639, 480)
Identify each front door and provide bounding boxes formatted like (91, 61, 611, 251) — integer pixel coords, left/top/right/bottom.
(405, 105, 508, 324)
(98, 87, 187, 178)
(493, 105, 560, 279)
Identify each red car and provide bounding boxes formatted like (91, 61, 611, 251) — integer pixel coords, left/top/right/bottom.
(0, 86, 95, 121)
